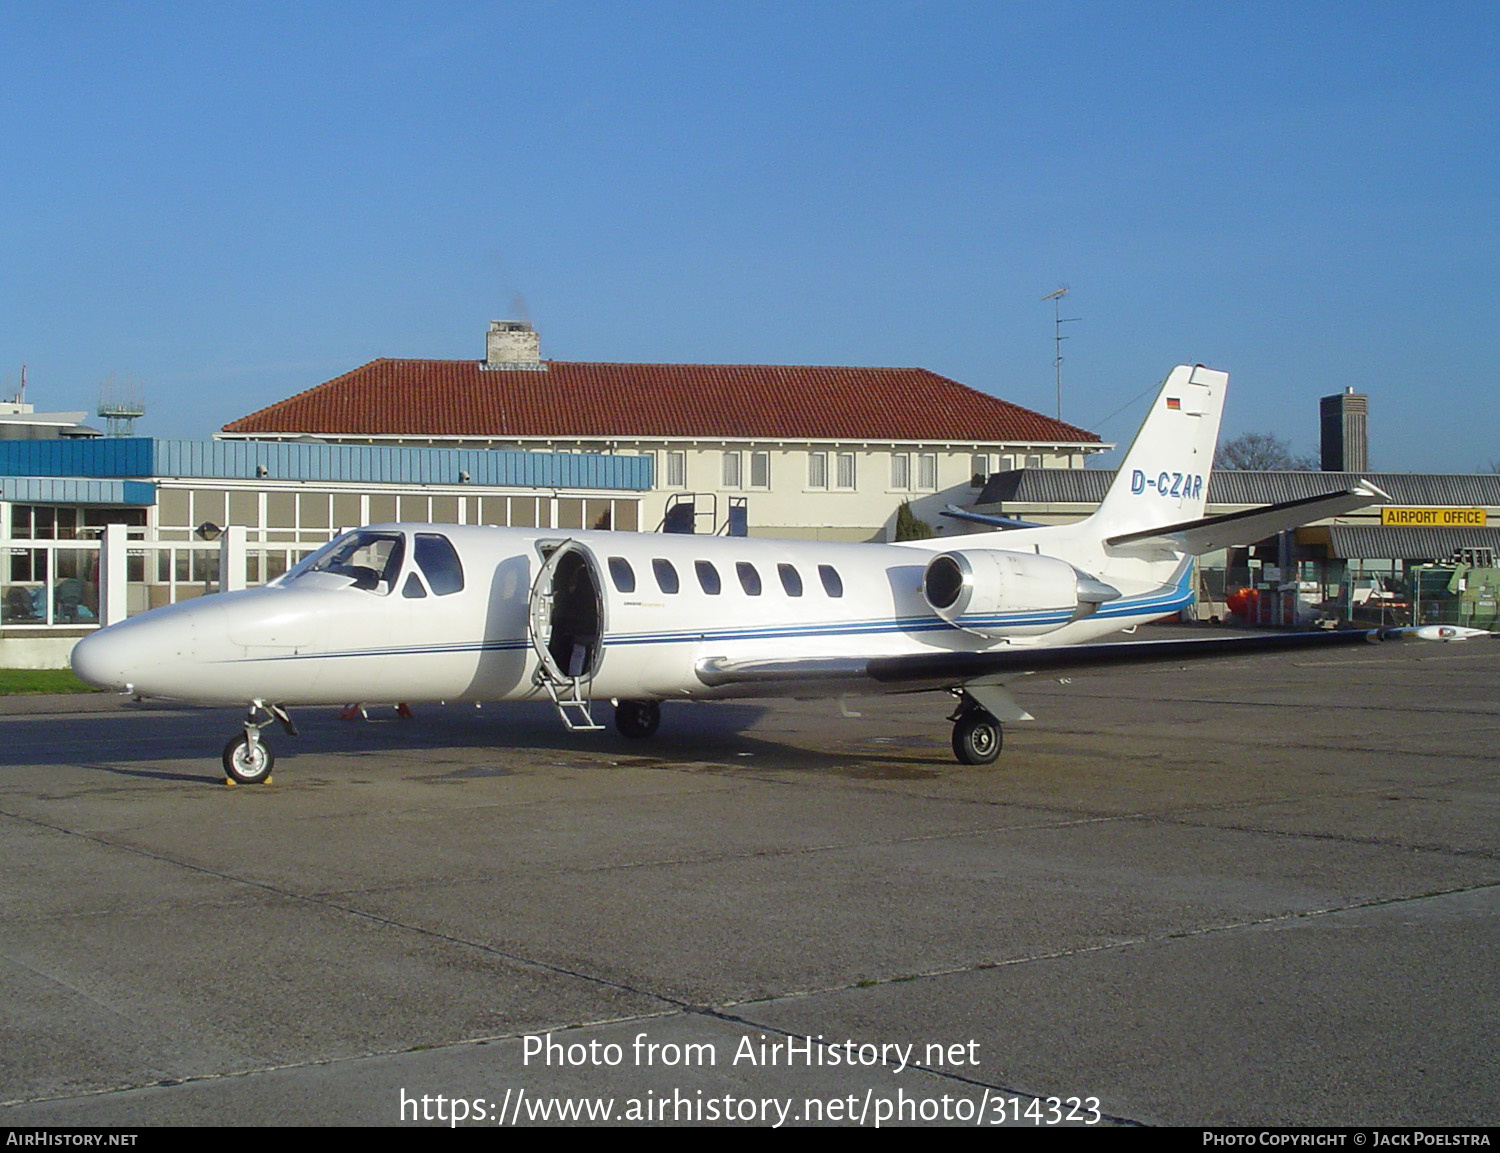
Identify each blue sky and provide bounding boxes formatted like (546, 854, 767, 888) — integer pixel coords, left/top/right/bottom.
(3, 2, 1496, 470)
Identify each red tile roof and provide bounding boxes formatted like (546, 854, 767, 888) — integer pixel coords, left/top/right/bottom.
(222, 359, 1100, 445)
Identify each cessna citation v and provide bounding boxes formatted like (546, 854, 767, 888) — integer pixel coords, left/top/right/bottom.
(71, 365, 1482, 783)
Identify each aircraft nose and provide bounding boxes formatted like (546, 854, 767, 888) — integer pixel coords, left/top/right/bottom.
(70, 626, 135, 690)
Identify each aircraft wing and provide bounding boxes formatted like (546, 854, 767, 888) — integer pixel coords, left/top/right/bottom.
(1106, 482, 1390, 555)
(695, 626, 1485, 695)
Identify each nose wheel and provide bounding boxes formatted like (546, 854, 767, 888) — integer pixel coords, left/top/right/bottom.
(223, 701, 298, 785)
(949, 701, 1003, 765)
(223, 732, 275, 784)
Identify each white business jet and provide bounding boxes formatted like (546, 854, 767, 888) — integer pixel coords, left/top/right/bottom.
(70, 365, 1472, 783)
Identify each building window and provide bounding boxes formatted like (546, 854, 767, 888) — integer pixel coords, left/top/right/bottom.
(970, 454, 989, 487)
(722, 452, 742, 488)
(1025, 454, 1042, 469)
(835, 453, 856, 490)
(918, 453, 937, 491)
(666, 451, 686, 488)
(890, 453, 910, 490)
(749, 451, 769, 489)
(808, 452, 828, 489)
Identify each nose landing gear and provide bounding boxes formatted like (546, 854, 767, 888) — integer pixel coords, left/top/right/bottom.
(223, 701, 298, 785)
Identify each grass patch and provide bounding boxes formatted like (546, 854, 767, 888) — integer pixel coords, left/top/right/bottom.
(0, 668, 100, 695)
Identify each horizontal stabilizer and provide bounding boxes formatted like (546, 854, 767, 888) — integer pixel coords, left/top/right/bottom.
(1106, 482, 1390, 555)
(940, 505, 1048, 530)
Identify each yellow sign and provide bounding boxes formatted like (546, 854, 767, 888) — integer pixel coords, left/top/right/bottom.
(1381, 507, 1488, 527)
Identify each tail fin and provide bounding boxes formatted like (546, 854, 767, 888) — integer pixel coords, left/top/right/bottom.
(1084, 364, 1227, 540)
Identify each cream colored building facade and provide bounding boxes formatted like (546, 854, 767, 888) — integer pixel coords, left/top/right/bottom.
(220, 322, 1107, 542)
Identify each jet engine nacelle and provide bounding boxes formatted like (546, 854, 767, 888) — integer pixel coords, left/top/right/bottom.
(922, 548, 1119, 638)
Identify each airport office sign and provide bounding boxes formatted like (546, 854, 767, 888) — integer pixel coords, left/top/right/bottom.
(1381, 508, 1488, 527)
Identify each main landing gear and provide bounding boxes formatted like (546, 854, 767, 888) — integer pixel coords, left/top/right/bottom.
(223, 701, 298, 785)
(948, 694, 1003, 765)
(614, 699, 661, 739)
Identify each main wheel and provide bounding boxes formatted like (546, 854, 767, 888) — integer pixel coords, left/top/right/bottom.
(951, 709, 1002, 765)
(222, 733, 275, 784)
(614, 699, 661, 739)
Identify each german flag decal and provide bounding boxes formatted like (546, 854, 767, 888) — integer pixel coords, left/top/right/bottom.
(1166, 397, 1181, 410)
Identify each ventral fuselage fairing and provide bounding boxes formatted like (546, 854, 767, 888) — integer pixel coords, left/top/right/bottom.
(73, 365, 1452, 784)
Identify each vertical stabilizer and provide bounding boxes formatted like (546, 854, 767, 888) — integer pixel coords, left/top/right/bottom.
(1085, 365, 1227, 539)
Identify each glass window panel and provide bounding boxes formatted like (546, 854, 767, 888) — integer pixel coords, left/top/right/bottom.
(608, 556, 636, 593)
(298, 492, 330, 528)
(695, 560, 721, 595)
(652, 558, 679, 594)
(736, 561, 762, 596)
(414, 533, 465, 595)
(332, 493, 363, 531)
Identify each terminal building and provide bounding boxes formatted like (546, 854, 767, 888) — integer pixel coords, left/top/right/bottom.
(0, 437, 648, 667)
(219, 320, 1105, 542)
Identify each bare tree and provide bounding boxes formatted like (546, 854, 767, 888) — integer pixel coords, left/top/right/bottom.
(1214, 432, 1317, 471)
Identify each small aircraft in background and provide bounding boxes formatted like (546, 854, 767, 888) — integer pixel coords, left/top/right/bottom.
(71, 364, 1482, 783)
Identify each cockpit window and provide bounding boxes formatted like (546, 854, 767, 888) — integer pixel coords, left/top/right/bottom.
(289, 530, 406, 594)
(414, 533, 465, 595)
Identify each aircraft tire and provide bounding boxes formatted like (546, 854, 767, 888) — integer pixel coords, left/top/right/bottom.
(614, 700, 661, 739)
(952, 710, 1002, 765)
(223, 733, 275, 784)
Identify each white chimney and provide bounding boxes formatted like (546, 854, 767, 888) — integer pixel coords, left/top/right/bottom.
(484, 320, 545, 371)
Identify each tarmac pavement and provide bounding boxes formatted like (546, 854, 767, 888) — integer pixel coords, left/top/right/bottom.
(1, 634, 1498, 1127)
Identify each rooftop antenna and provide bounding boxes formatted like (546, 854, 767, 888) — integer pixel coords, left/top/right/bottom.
(1041, 286, 1079, 421)
(14, 363, 25, 405)
(97, 373, 146, 437)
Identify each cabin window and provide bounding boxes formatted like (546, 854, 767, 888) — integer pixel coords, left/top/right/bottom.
(414, 533, 465, 595)
(652, 558, 680, 594)
(736, 562, 762, 596)
(818, 564, 843, 598)
(402, 572, 427, 599)
(777, 563, 803, 597)
(607, 556, 636, 593)
(695, 560, 722, 595)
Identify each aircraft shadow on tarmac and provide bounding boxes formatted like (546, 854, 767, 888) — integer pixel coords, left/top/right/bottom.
(0, 698, 956, 785)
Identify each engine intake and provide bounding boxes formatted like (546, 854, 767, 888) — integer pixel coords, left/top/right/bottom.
(922, 548, 1119, 638)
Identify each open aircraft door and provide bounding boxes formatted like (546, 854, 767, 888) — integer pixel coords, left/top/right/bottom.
(527, 538, 607, 730)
